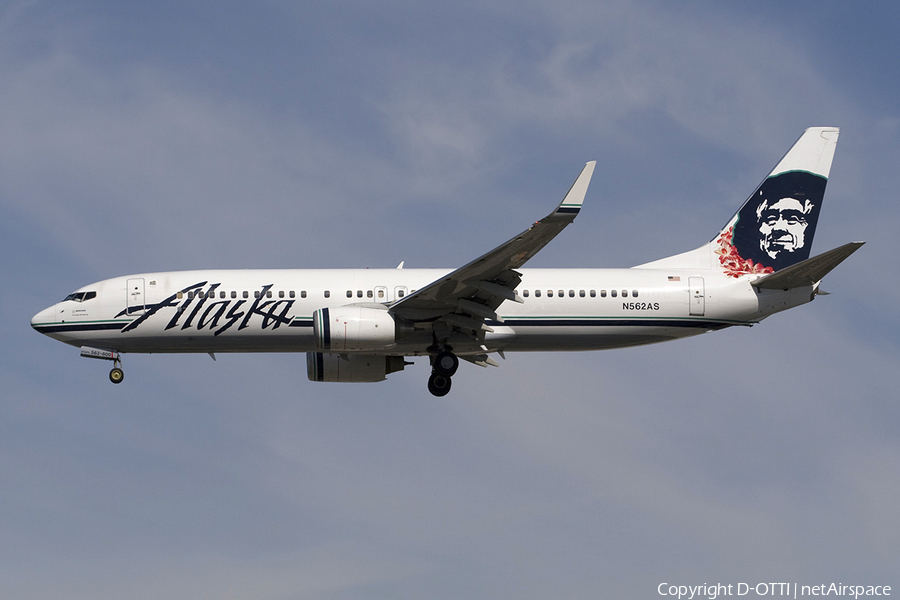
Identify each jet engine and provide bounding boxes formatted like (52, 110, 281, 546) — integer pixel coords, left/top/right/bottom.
(312, 306, 411, 352)
(306, 352, 407, 383)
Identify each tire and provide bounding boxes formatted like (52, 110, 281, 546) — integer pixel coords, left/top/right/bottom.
(109, 367, 124, 384)
(427, 372, 452, 397)
(433, 351, 459, 377)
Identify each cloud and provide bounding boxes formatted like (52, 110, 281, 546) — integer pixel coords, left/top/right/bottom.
(3, 1, 898, 598)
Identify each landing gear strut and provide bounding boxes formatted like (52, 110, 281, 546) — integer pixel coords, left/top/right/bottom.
(427, 350, 458, 397)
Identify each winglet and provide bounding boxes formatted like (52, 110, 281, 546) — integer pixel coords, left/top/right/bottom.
(553, 161, 596, 217)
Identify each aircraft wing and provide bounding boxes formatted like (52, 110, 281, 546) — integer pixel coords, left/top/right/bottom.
(389, 162, 595, 330)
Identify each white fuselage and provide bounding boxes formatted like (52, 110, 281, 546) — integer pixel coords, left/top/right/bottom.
(30, 267, 811, 357)
(28, 128, 852, 394)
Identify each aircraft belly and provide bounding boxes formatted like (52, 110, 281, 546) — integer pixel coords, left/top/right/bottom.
(503, 324, 709, 351)
(50, 324, 317, 354)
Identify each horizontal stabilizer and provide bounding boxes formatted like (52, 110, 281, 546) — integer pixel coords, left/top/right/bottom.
(751, 241, 864, 290)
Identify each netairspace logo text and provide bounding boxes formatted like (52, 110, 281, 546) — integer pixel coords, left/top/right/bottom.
(658, 583, 891, 600)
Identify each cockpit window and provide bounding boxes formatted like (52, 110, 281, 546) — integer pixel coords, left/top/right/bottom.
(63, 291, 97, 302)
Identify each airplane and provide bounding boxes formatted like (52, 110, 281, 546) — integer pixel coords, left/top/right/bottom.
(32, 127, 864, 396)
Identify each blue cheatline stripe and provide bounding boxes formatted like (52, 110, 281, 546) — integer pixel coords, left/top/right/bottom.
(497, 318, 736, 330)
(35, 315, 742, 336)
(33, 322, 129, 334)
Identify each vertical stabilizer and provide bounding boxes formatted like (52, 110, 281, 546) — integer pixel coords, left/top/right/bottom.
(713, 127, 839, 276)
(633, 127, 839, 274)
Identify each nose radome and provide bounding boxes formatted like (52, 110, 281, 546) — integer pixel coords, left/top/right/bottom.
(31, 305, 57, 331)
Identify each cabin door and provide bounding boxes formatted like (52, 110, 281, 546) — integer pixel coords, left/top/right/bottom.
(126, 278, 146, 314)
(689, 277, 705, 316)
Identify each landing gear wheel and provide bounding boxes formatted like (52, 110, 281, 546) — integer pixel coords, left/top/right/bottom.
(428, 371, 452, 397)
(109, 367, 124, 384)
(433, 351, 459, 377)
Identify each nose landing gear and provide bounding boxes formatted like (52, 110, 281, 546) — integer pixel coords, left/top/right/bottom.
(80, 346, 124, 384)
(109, 364, 125, 384)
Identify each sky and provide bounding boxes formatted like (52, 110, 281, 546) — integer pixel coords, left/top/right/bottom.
(1, 1, 898, 598)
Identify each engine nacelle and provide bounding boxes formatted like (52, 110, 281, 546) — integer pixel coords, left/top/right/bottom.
(306, 352, 407, 383)
(313, 306, 404, 352)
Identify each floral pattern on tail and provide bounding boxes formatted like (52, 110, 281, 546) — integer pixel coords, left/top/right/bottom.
(714, 220, 774, 278)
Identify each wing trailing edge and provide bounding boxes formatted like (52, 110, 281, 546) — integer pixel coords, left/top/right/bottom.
(390, 162, 595, 327)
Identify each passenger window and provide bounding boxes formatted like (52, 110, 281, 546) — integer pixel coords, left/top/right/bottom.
(558, 290, 564, 297)
(231, 291, 237, 299)
(177, 292, 184, 300)
(219, 291, 225, 299)
(299, 291, 306, 299)
(346, 290, 352, 298)
(397, 290, 404, 298)
(590, 290, 596, 298)
(611, 290, 617, 298)
(547, 290, 553, 297)
(324, 290, 330, 298)
(367, 290, 373, 299)
(535, 290, 541, 297)
(579, 290, 585, 297)
(243, 291, 249, 299)
(632, 290, 639, 297)
(357, 290, 363, 298)
(376, 289, 383, 299)
(601, 290, 607, 297)
(188, 291, 195, 300)
(569, 290, 575, 297)
(266, 291, 273, 299)
(523, 290, 529, 298)
(622, 290, 628, 298)
(279, 291, 285, 299)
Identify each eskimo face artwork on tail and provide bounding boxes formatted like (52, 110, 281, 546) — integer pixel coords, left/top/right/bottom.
(715, 171, 828, 277)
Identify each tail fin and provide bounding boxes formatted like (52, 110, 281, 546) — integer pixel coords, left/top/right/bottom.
(635, 127, 840, 274)
(713, 127, 839, 276)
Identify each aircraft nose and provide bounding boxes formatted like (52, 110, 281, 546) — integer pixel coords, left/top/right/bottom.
(31, 305, 58, 333)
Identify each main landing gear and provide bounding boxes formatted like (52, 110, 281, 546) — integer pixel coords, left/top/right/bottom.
(427, 350, 459, 397)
